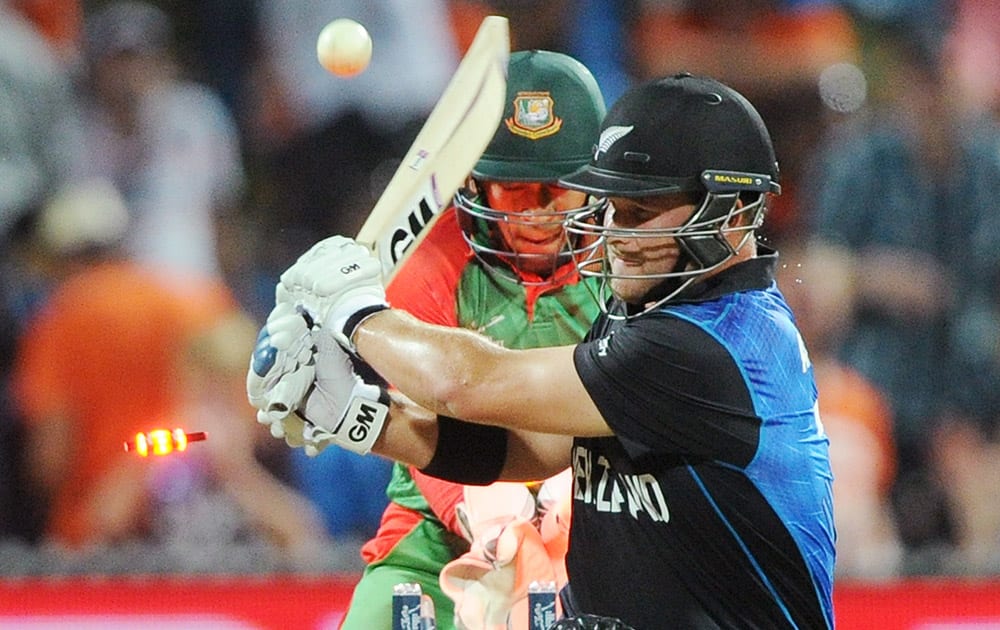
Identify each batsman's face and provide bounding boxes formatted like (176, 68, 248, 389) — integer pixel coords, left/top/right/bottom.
(604, 193, 697, 303)
(484, 182, 587, 275)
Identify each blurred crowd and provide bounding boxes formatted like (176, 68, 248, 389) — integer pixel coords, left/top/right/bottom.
(1, 0, 999, 579)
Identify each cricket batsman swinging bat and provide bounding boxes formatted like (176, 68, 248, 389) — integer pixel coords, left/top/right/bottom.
(355, 15, 509, 282)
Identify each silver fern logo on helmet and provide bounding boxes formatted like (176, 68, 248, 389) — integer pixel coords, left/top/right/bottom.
(594, 125, 634, 159)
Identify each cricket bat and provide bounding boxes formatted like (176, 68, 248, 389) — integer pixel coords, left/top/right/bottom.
(355, 15, 509, 282)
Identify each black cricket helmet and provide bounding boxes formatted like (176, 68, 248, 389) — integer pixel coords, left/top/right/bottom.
(455, 50, 607, 284)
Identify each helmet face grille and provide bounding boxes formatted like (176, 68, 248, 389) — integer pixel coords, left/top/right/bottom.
(566, 190, 767, 318)
(455, 187, 607, 286)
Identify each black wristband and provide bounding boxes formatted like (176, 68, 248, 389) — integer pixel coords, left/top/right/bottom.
(343, 303, 390, 343)
(420, 415, 508, 485)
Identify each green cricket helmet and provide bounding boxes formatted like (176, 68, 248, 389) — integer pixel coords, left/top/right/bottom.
(456, 50, 607, 284)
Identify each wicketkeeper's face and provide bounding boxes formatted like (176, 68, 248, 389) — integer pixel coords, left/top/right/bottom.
(483, 181, 587, 274)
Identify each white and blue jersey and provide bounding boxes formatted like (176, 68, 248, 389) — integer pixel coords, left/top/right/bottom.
(568, 251, 835, 629)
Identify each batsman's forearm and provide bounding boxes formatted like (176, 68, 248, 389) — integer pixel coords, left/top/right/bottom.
(353, 309, 512, 421)
(372, 389, 439, 468)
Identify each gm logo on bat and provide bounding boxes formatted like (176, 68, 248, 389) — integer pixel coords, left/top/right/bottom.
(388, 192, 436, 267)
(373, 177, 442, 275)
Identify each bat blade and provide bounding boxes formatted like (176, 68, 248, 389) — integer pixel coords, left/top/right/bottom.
(355, 15, 509, 280)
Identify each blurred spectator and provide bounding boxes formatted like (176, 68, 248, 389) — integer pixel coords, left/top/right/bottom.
(565, 0, 635, 104)
(0, 0, 82, 237)
(1, 0, 85, 542)
(454, 0, 576, 51)
(9, 179, 328, 562)
(73, 1, 245, 285)
(928, 0, 1000, 570)
(930, 415, 1000, 575)
(803, 24, 1000, 561)
(158, 0, 259, 121)
(9, 0, 83, 67)
(152, 303, 333, 567)
(777, 245, 903, 579)
(627, 0, 861, 239)
(942, 0, 1000, 119)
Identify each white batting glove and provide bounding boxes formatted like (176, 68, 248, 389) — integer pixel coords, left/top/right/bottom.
(296, 328, 390, 456)
(246, 302, 316, 440)
(278, 235, 388, 352)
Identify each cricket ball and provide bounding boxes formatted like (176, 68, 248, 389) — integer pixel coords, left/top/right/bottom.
(316, 18, 373, 78)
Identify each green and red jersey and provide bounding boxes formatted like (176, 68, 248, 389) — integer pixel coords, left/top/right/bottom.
(360, 206, 599, 564)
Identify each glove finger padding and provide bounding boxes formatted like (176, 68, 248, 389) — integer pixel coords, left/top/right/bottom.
(307, 240, 381, 297)
(263, 303, 314, 357)
(247, 307, 317, 434)
(535, 469, 573, 588)
(539, 493, 572, 588)
(536, 468, 573, 516)
(254, 363, 316, 427)
(441, 555, 514, 630)
(443, 483, 560, 630)
(278, 236, 386, 332)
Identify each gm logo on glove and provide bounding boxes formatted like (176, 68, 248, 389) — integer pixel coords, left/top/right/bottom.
(331, 395, 389, 454)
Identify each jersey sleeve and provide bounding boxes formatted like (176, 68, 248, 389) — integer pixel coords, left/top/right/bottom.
(572, 314, 761, 466)
(385, 207, 469, 327)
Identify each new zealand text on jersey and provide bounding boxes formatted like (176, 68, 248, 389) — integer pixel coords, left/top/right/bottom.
(572, 445, 670, 522)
